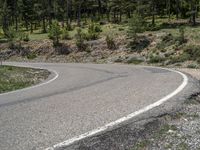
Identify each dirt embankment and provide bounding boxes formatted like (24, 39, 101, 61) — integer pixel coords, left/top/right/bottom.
(0, 34, 154, 64)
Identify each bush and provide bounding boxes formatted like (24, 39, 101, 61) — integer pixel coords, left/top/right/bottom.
(197, 58, 200, 64)
(94, 24, 102, 32)
(66, 24, 74, 31)
(75, 28, 88, 51)
(55, 43, 70, 55)
(61, 28, 70, 40)
(128, 13, 146, 41)
(48, 20, 62, 46)
(99, 21, 107, 25)
(5, 27, 22, 50)
(27, 52, 37, 59)
(4, 26, 17, 42)
(169, 53, 190, 64)
(119, 27, 125, 31)
(178, 26, 186, 44)
(148, 54, 165, 63)
(106, 35, 116, 50)
(8, 42, 16, 49)
(187, 64, 198, 69)
(126, 57, 143, 64)
(128, 37, 150, 52)
(85, 22, 101, 41)
(19, 32, 30, 42)
(183, 45, 200, 61)
(146, 24, 161, 31)
(156, 33, 179, 50)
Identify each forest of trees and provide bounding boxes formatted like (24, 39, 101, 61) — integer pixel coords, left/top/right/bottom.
(0, 0, 200, 34)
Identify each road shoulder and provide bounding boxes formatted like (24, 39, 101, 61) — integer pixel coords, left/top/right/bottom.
(47, 68, 200, 150)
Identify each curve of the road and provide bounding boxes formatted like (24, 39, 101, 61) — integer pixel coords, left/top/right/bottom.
(0, 62, 192, 150)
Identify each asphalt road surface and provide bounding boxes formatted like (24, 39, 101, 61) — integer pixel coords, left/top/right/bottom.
(0, 62, 190, 150)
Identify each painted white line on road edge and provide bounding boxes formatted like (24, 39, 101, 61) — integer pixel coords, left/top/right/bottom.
(0, 65, 59, 96)
(45, 68, 188, 150)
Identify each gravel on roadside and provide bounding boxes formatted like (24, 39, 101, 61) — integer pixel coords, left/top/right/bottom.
(132, 68, 200, 150)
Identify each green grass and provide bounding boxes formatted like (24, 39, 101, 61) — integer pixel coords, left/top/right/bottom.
(101, 23, 128, 37)
(132, 140, 150, 150)
(29, 33, 48, 40)
(176, 142, 189, 150)
(0, 65, 50, 93)
(154, 124, 177, 139)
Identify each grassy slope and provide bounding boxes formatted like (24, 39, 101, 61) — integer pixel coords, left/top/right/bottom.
(0, 65, 50, 93)
(1, 18, 200, 67)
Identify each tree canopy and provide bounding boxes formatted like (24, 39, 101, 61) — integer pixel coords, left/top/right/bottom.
(0, 0, 199, 33)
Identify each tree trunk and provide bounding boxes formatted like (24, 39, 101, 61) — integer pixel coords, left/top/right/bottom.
(152, 0, 156, 25)
(120, 11, 122, 22)
(30, 23, 33, 33)
(176, 0, 180, 20)
(15, 16, 18, 31)
(42, 17, 47, 33)
(77, 1, 83, 26)
(97, 0, 102, 20)
(66, 0, 70, 27)
(167, 0, 171, 21)
(191, 0, 196, 26)
(48, 0, 53, 26)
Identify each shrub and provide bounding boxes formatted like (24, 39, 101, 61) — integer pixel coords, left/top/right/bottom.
(114, 57, 123, 63)
(183, 45, 200, 59)
(128, 13, 146, 41)
(129, 37, 150, 52)
(187, 64, 198, 69)
(48, 20, 62, 46)
(85, 22, 101, 41)
(61, 28, 70, 40)
(119, 27, 125, 31)
(169, 53, 190, 64)
(197, 58, 200, 64)
(156, 33, 179, 50)
(99, 21, 107, 25)
(66, 23, 74, 31)
(8, 42, 16, 49)
(4, 27, 21, 50)
(106, 35, 116, 50)
(4, 26, 17, 42)
(55, 43, 70, 55)
(27, 52, 37, 59)
(75, 28, 88, 51)
(178, 26, 186, 44)
(146, 24, 161, 31)
(148, 54, 165, 63)
(126, 57, 143, 64)
(23, 33, 30, 42)
(94, 24, 102, 32)
(19, 32, 30, 42)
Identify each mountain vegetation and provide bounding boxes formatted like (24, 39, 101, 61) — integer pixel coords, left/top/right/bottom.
(0, 0, 200, 67)
(0, 0, 199, 34)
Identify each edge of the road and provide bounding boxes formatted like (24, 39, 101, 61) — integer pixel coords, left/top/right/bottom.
(0, 63, 59, 96)
(44, 66, 199, 150)
(1, 62, 199, 150)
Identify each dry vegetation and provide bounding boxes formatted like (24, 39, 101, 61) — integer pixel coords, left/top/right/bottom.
(0, 65, 50, 93)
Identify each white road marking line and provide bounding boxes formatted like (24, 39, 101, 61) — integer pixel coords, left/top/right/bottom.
(0, 65, 59, 96)
(45, 68, 188, 150)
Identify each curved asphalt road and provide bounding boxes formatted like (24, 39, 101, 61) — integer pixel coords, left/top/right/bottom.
(0, 62, 189, 150)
